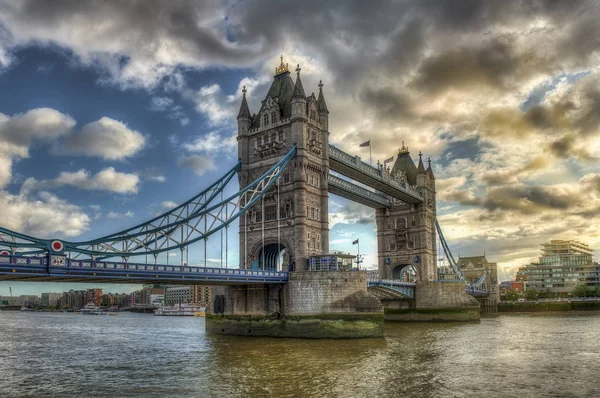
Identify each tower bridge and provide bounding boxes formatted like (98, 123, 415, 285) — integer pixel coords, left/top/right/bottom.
(0, 57, 498, 338)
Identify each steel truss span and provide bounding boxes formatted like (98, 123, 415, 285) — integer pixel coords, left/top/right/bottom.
(0, 146, 297, 260)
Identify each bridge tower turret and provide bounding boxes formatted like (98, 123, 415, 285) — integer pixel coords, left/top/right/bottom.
(237, 86, 252, 165)
(376, 145, 437, 282)
(237, 57, 329, 271)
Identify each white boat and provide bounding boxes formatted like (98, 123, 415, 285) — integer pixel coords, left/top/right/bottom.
(80, 303, 107, 315)
(154, 303, 205, 316)
(20, 305, 36, 311)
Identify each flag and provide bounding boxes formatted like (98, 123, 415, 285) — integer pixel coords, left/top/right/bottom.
(384, 156, 394, 164)
(352, 239, 359, 245)
(359, 140, 370, 147)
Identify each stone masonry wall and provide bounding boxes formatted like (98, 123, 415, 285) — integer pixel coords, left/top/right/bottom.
(415, 281, 480, 309)
(285, 271, 382, 315)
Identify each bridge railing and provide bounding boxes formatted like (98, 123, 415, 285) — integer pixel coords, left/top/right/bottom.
(0, 255, 47, 266)
(367, 278, 416, 287)
(329, 145, 423, 200)
(0, 255, 288, 279)
(327, 174, 391, 207)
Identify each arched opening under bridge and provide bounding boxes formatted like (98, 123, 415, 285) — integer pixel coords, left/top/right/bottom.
(392, 264, 417, 282)
(256, 243, 288, 272)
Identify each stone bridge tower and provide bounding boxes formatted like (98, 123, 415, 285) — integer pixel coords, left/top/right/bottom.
(237, 58, 330, 271)
(376, 144, 437, 282)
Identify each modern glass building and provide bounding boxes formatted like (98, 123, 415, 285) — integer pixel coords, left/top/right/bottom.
(520, 240, 600, 293)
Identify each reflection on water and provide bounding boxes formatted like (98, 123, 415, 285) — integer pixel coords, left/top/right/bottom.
(1, 312, 599, 397)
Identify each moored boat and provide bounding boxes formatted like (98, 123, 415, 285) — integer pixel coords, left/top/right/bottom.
(80, 303, 107, 315)
(154, 303, 205, 316)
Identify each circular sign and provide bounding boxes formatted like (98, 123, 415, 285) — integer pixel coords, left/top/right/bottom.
(413, 255, 420, 263)
(51, 240, 64, 252)
(0, 251, 9, 256)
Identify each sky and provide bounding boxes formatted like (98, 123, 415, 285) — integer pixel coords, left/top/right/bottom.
(1, 0, 600, 296)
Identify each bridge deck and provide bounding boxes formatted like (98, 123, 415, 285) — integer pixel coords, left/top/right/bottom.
(328, 174, 391, 209)
(329, 145, 423, 204)
(0, 255, 287, 285)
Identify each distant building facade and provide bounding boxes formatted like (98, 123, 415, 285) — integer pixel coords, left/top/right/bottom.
(164, 285, 212, 306)
(41, 292, 62, 307)
(520, 240, 600, 293)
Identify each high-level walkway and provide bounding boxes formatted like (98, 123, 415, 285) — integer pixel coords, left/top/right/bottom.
(329, 144, 423, 204)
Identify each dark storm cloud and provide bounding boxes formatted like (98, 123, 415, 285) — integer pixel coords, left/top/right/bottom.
(483, 185, 582, 214)
(410, 39, 519, 94)
(548, 134, 595, 160)
(443, 190, 482, 206)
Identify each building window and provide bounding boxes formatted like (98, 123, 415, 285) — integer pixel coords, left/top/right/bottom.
(271, 112, 277, 124)
(278, 131, 284, 141)
(283, 172, 290, 184)
(263, 113, 269, 127)
(265, 205, 278, 221)
(271, 132, 276, 142)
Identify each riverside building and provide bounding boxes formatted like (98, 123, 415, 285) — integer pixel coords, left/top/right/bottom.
(164, 285, 212, 307)
(520, 240, 600, 293)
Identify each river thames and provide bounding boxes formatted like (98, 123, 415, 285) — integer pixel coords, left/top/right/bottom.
(0, 312, 599, 397)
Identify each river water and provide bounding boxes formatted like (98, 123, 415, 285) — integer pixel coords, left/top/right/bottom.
(0, 312, 599, 397)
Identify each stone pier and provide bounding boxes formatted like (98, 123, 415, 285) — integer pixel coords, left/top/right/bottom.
(206, 271, 384, 338)
(383, 281, 480, 322)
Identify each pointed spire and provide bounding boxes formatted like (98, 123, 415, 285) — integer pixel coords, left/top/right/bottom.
(417, 151, 425, 172)
(317, 80, 329, 113)
(427, 157, 435, 179)
(292, 64, 306, 98)
(237, 85, 250, 119)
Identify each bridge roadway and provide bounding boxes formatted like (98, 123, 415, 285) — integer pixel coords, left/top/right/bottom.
(0, 255, 287, 285)
(0, 255, 488, 299)
(328, 144, 423, 204)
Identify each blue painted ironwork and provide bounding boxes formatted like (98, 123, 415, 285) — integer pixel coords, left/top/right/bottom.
(0, 255, 287, 284)
(327, 174, 392, 208)
(367, 278, 416, 299)
(0, 146, 297, 260)
(435, 219, 488, 292)
(329, 144, 423, 203)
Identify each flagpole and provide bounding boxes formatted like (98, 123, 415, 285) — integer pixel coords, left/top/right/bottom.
(369, 144, 372, 166)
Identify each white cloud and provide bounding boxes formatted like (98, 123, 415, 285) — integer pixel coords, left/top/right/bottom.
(0, 190, 90, 237)
(150, 96, 174, 111)
(148, 175, 166, 183)
(21, 167, 140, 194)
(0, 108, 75, 188)
(178, 155, 216, 176)
(162, 201, 178, 209)
(193, 84, 231, 125)
(107, 210, 134, 219)
(64, 117, 145, 160)
(183, 131, 236, 153)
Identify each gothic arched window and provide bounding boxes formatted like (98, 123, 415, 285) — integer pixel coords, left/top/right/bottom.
(263, 113, 269, 127)
(271, 112, 277, 124)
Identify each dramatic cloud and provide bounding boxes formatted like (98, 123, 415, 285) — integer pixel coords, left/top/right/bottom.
(21, 168, 140, 194)
(2, 0, 600, 273)
(0, 190, 90, 237)
(63, 117, 145, 160)
(0, 108, 75, 188)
